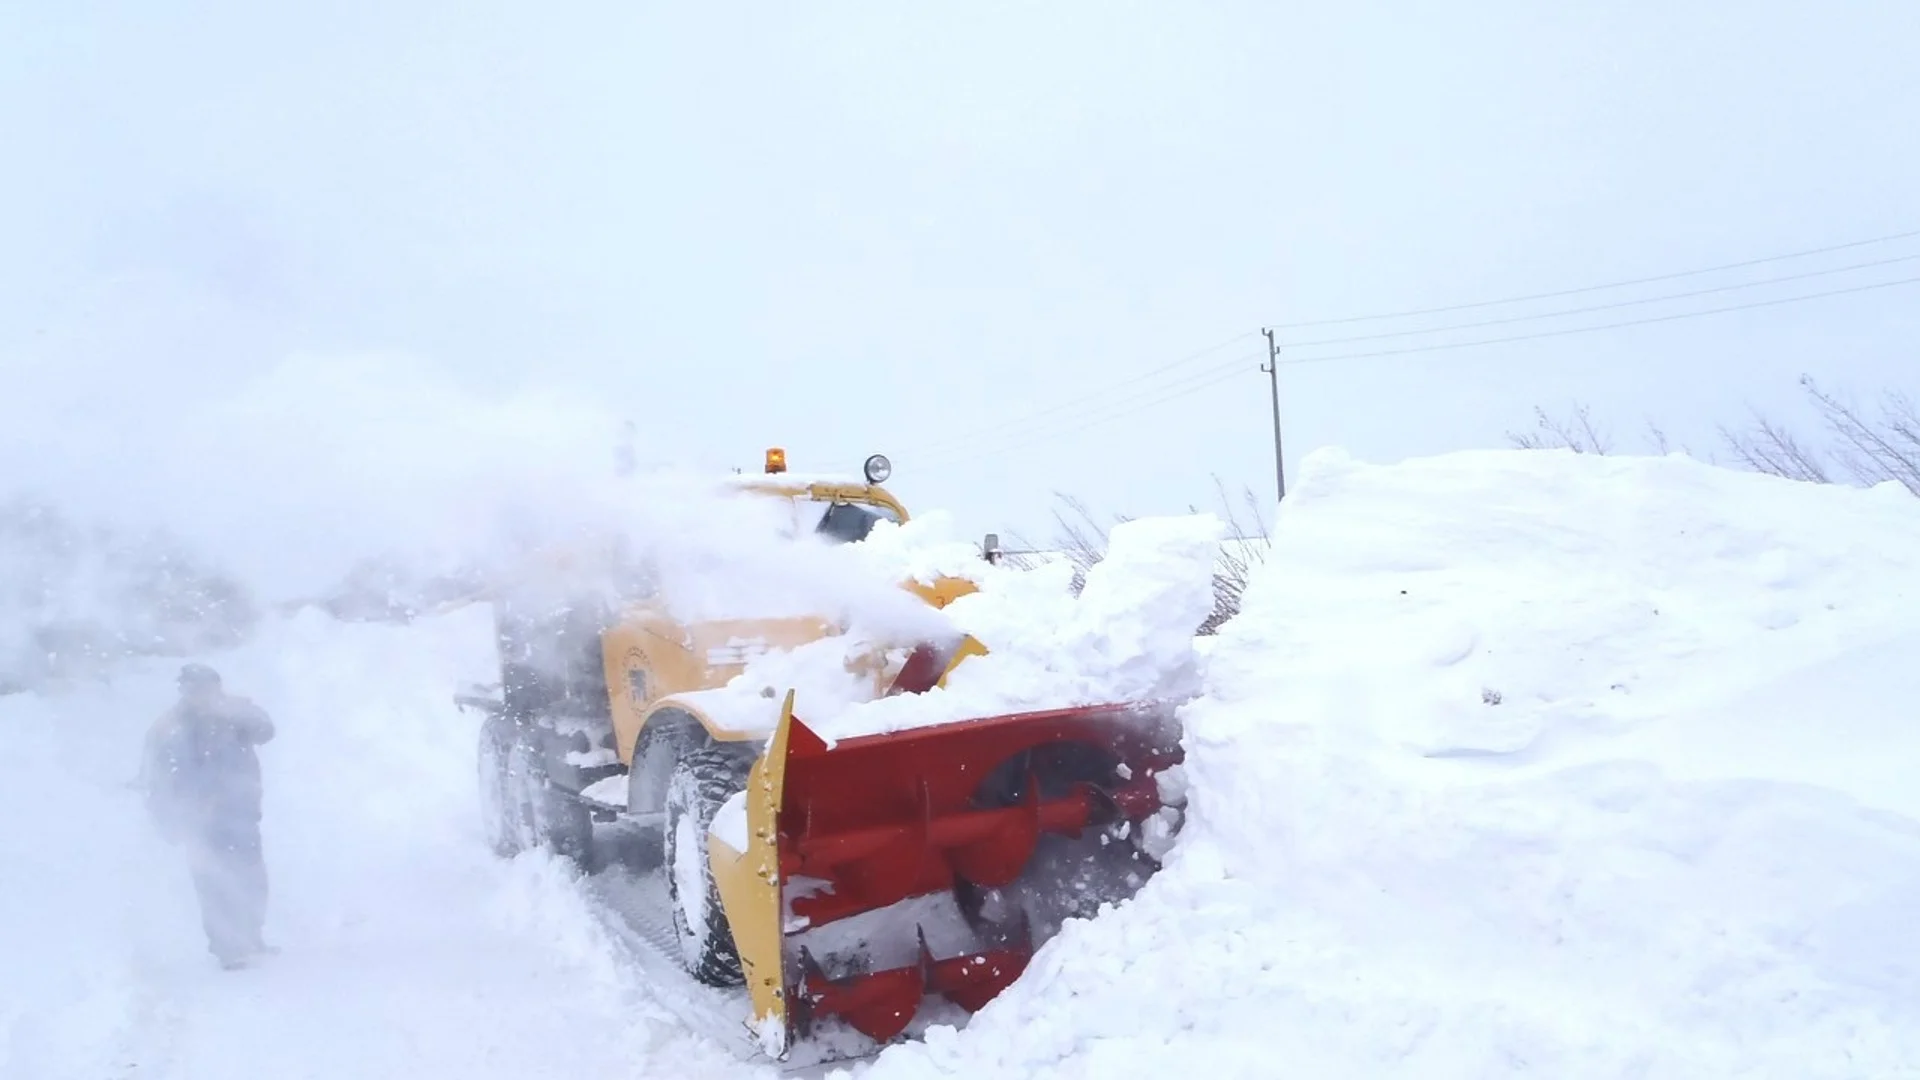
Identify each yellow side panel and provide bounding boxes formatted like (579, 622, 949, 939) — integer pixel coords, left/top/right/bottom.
(603, 611, 839, 761)
(708, 690, 796, 1059)
(600, 612, 703, 764)
(938, 633, 991, 685)
(903, 575, 980, 609)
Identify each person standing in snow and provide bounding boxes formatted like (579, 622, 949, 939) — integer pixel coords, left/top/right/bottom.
(140, 662, 277, 969)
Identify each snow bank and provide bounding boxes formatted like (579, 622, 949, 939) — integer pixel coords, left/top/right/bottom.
(702, 512, 1226, 742)
(850, 448, 1920, 1079)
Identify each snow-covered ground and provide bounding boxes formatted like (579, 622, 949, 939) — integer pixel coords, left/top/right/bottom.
(5, 446, 1919, 1079)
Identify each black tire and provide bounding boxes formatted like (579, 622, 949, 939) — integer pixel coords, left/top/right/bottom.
(510, 723, 598, 869)
(608, 713, 700, 877)
(477, 714, 523, 858)
(537, 764, 597, 870)
(505, 736, 545, 853)
(664, 746, 752, 987)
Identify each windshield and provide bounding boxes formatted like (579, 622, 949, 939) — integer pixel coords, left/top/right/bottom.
(811, 501, 899, 544)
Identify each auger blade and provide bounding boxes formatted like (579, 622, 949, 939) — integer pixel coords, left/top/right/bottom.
(766, 699, 1185, 1052)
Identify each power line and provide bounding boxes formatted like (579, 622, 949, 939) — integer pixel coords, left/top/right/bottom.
(1225, 270, 1920, 381)
(905, 331, 1256, 460)
(1276, 273, 1920, 368)
(1267, 227, 1920, 329)
(907, 335, 1260, 460)
(915, 361, 1251, 470)
(914, 271, 1920, 468)
(1283, 251, 1920, 349)
(915, 359, 1251, 469)
(905, 229, 1920, 468)
(921, 365, 1247, 470)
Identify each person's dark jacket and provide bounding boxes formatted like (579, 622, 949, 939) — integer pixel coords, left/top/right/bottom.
(141, 693, 275, 840)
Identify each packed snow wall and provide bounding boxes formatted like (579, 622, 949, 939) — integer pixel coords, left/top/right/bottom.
(851, 448, 1920, 1080)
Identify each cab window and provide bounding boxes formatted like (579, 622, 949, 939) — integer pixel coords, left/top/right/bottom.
(812, 501, 899, 544)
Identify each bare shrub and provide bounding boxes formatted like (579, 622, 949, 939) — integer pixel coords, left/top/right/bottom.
(1193, 476, 1272, 635)
(1005, 475, 1273, 635)
(1513, 379, 1915, 497)
(1721, 377, 1919, 494)
(1507, 403, 1615, 454)
(1718, 411, 1832, 484)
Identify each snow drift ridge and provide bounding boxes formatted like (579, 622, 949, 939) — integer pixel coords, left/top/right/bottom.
(851, 447, 1920, 1079)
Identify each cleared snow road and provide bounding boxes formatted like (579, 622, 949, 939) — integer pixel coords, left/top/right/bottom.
(0, 608, 767, 1080)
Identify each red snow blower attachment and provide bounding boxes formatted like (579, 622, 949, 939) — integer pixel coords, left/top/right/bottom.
(717, 694, 1187, 1056)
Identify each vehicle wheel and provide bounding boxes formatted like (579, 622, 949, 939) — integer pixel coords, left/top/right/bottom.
(477, 715, 523, 857)
(505, 736, 545, 853)
(665, 747, 751, 987)
(508, 726, 597, 869)
(542, 778, 597, 871)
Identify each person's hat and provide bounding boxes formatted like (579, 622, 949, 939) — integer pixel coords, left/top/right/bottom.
(177, 663, 222, 689)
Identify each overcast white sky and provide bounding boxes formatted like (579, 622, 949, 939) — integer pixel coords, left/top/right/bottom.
(3, 1, 1916, 582)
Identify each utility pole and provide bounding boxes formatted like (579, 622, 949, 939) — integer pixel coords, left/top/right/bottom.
(1260, 328, 1287, 502)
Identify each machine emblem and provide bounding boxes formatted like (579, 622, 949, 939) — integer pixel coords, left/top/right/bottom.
(623, 648, 648, 707)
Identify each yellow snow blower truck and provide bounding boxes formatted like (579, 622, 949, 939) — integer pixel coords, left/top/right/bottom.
(454, 450, 1187, 1065)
